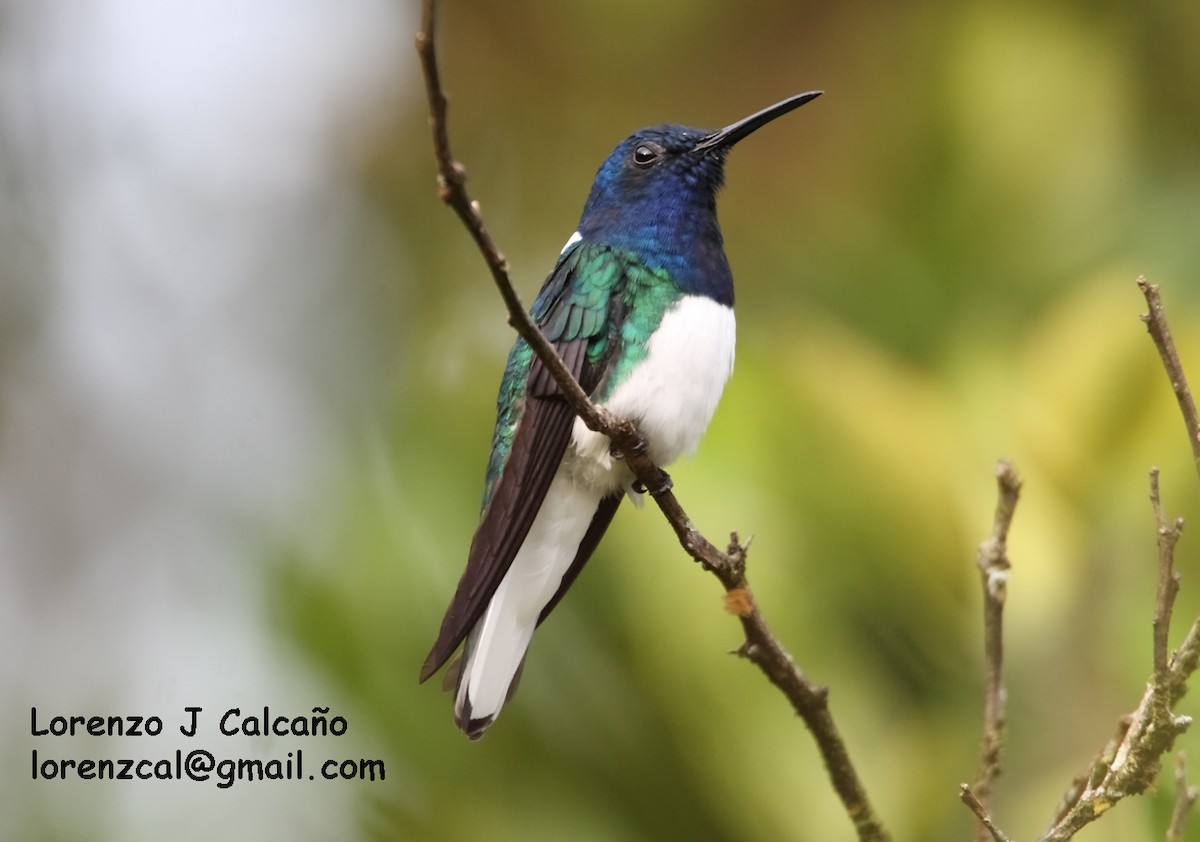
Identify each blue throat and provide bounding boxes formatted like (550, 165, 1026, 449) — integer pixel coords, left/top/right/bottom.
(578, 214, 734, 306)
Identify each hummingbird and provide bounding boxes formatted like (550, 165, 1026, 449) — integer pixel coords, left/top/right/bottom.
(420, 91, 822, 739)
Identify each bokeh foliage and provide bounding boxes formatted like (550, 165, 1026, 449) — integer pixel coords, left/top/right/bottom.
(277, 1, 1200, 839)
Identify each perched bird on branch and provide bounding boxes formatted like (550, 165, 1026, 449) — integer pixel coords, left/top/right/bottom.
(420, 92, 822, 738)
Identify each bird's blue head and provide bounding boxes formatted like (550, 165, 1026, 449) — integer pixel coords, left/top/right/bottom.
(576, 91, 822, 300)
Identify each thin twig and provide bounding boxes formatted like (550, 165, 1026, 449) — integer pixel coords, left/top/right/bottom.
(970, 460, 1021, 842)
(414, 1, 603, 432)
(1167, 753, 1199, 842)
(960, 784, 1016, 842)
(1151, 469, 1184, 690)
(414, 3, 889, 840)
(1139, 276, 1200, 485)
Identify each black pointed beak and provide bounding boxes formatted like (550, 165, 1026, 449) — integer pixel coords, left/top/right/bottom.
(694, 91, 823, 153)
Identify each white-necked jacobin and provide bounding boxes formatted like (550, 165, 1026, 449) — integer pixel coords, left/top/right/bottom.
(420, 91, 823, 739)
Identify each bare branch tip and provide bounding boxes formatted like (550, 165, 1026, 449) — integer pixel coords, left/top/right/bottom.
(726, 531, 751, 558)
(1137, 277, 1161, 309)
(961, 783, 1016, 842)
(993, 459, 1022, 496)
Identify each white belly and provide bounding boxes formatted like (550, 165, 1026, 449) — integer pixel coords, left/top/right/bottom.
(567, 294, 736, 492)
(454, 294, 734, 732)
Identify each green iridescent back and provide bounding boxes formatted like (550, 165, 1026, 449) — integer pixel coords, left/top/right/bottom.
(479, 241, 683, 511)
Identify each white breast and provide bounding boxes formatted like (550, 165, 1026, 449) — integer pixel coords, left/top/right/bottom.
(567, 294, 735, 492)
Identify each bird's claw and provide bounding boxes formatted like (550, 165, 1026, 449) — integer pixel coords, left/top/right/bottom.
(632, 470, 672, 496)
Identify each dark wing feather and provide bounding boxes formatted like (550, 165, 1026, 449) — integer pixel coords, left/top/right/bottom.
(419, 244, 622, 682)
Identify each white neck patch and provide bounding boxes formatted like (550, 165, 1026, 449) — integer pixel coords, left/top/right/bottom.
(559, 230, 583, 254)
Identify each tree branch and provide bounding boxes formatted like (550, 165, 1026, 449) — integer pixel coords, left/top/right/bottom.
(1036, 488, 1193, 842)
(1036, 469, 1194, 841)
(1139, 276, 1200, 485)
(1151, 469, 1184, 692)
(1034, 279, 1200, 841)
(1168, 753, 1199, 842)
(414, 1, 601, 431)
(414, 3, 889, 839)
(1141, 277, 1200, 707)
(967, 460, 1021, 842)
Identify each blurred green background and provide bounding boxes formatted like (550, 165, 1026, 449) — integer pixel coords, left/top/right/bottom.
(5, 0, 1200, 840)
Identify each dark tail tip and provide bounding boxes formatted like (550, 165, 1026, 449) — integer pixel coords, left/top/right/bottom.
(464, 717, 492, 741)
(455, 696, 494, 740)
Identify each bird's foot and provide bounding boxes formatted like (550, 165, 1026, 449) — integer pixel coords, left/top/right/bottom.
(609, 435, 649, 460)
(632, 470, 672, 497)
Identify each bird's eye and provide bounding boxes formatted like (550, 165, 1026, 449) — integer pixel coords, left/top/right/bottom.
(633, 144, 660, 168)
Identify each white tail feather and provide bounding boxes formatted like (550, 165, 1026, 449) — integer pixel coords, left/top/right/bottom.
(455, 470, 602, 733)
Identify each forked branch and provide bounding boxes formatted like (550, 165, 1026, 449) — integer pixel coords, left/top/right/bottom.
(1033, 281, 1200, 841)
(958, 279, 1200, 842)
